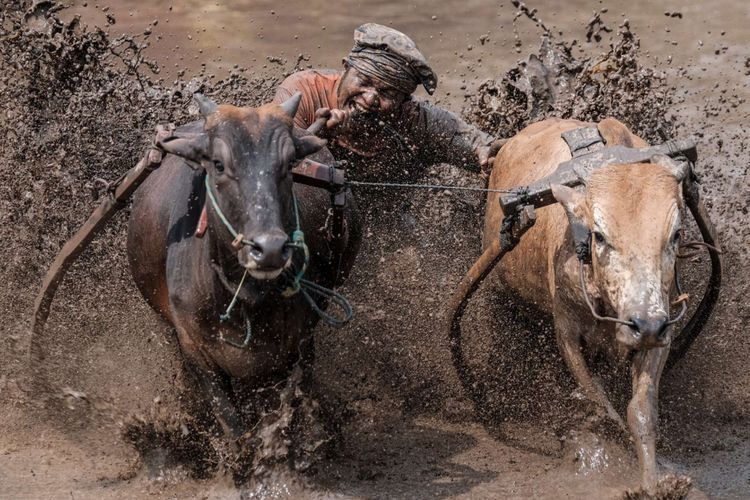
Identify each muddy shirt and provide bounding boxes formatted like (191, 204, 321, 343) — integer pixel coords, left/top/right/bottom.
(273, 69, 494, 181)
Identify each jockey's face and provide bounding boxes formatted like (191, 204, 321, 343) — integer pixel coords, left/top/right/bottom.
(337, 64, 408, 118)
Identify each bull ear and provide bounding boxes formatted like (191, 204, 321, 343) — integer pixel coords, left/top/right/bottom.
(552, 184, 592, 262)
(293, 135, 327, 159)
(280, 91, 302, 118)
(194, 93, 218, 118)
(552, 184, 586, 218)
(651, 154, 688, 182)
(157, 133, 209, 168)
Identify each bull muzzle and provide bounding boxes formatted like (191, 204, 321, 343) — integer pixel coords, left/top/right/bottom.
(617, 313, 671, 350)
(237, 230, 292, 279)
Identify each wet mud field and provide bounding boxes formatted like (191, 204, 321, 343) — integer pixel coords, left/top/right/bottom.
(1, 0, 748, 498)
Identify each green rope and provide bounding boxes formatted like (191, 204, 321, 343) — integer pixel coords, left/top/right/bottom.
(281, 197, 309, 298)
(204, 175, 253, 246)
(298, 278, 354, 327)
(204, 174, 353, 337)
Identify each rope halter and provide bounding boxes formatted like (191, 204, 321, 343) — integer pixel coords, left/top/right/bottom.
(203, 175, 352, 339)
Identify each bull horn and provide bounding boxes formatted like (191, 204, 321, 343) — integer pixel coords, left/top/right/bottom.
(666, 168, 723, 370)
(280, 92, 302, 118)
(651, 154, 688, 182)
(194, 93, 218, 118)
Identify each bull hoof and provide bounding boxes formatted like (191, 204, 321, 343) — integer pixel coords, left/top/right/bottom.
(623, 473, 693, 499)
(562, 429, 631, 477)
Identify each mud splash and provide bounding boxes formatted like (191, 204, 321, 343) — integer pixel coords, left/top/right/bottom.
(0, 0, 748, 497)
(463, 20, 675, 143)
(1, 0, 322, 484)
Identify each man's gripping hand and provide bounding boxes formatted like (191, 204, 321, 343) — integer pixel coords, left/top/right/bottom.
(477, 138, 507, 177)
(314, 107, 349, 131)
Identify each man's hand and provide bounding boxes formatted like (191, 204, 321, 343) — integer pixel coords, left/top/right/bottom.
(477, 138, 507, 177)
(314, 107, 349, 130)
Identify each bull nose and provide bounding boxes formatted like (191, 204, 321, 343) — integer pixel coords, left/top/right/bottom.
(246, 232, 290, 269)
(629, 315, 670, 343)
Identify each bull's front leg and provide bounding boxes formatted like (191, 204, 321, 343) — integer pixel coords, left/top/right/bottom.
(627, 345, 668, 493)
(553, 304, 628, 433)
(172, 317, 245, 440)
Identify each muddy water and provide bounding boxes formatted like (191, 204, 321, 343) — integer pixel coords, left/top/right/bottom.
(64, 0, 749, 110)
(1, 0, 748, 498)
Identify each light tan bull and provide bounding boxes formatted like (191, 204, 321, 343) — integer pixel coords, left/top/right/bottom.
(484, 117, 689, 492)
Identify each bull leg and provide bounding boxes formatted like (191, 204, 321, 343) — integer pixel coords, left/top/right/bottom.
(173, 320, 244, 439)
(627, 346, 668, 493)
(554, 313, 628, 433)
(298, 333, 315, 392)
(186, 362, 244, 439)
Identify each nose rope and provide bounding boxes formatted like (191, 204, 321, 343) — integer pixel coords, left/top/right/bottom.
(578, 265, 636, 327)
(204, 175, 253, 248)
(677, 240, 722, 259)
(578, 261, 689, 328)
(220, 268, 248, 323)
(666, 267, 689, 325)
(205, 175, 353, 336)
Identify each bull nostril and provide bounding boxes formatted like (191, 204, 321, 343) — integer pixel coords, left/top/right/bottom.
(630, 316, 669, 340)
(656, 321, 670, 340)
(247, 233, 289, 268)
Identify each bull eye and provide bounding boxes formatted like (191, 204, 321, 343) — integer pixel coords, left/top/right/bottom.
(593, 231, 606, 245)
(213, 159, 224, 173)
(672, 229, 681, 245)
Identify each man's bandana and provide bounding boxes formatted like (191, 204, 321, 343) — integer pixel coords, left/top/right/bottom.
(347, 23, 438, 96)
(347, 47, 419, 96)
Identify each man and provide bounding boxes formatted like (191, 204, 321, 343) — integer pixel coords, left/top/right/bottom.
(273, 23, 500, 181)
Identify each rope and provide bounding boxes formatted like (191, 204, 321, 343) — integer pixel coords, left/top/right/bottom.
(347, 179, 514, 193)
(298, 277, 354, 327)
(204, 175, 253, 246)
(220, 268, 248, 322)
(677, 240, 723, 259)
(205, 174, 354, 343)
(281, 232, 309, 298)
(578, 265, 636, 326)
(578, 262, 688, 327)
(219, 314, 253, 349)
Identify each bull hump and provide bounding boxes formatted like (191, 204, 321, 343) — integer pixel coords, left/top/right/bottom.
(597, 117, 648, 148)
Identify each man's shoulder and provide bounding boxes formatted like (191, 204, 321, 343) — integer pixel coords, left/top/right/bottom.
(279, 68, 341, 88)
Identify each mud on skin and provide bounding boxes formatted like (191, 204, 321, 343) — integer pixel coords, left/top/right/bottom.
(0, 0, 748, 498)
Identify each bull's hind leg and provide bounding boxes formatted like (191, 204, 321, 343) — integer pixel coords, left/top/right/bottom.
(553, 309, 628, 433)
(628, 345, 668, 493)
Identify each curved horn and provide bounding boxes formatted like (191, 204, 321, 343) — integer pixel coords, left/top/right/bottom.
(194, 93, 218, 118)
(666, 168, 723, 370)
(651, 154, 688, 182)
(280, 91, 302, 118)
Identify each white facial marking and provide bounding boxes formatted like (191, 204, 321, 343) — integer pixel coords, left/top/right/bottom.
(591, 199, 677, 321)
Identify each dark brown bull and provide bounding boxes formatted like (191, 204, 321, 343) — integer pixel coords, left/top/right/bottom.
(126, 93, 360, 438)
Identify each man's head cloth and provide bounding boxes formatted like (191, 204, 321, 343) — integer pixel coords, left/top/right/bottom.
(346, 23, 438, 96)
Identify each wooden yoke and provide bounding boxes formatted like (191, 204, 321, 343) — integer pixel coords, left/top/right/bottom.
(30, 124, 173, 362)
